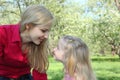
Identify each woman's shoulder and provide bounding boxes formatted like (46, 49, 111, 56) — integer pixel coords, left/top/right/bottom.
(0, 24, 20, 42)
(0, 23, 20, 33)
(0, 23, 20, 29)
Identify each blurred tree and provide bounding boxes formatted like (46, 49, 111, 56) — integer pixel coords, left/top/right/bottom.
(85, 0, 120, 57)
(0, 0, 120, 58)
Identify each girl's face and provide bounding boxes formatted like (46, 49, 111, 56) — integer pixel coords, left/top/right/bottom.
(53, 43, 64, 62)
(28, 22, 52, 45)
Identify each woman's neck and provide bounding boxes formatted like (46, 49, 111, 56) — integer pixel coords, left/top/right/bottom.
(20, 31, 31, 44)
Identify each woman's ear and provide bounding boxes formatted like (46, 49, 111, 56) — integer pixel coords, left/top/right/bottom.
(25, 23, 32, 30)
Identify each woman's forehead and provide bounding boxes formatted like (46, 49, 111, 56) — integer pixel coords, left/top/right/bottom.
(36, 21, 53, 29)
(41, 20, 53, 26)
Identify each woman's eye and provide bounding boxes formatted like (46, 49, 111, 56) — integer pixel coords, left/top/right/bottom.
(41, 30, 46, 33)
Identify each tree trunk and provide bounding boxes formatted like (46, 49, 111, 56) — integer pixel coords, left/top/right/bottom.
(114, 0, 120, 11)
(111, 45, 116, 56)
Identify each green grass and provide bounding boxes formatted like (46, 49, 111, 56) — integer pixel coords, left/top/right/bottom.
(92, 56, 120, 80)
(47, 58, 63, 80)
(47, 55, 120, 80)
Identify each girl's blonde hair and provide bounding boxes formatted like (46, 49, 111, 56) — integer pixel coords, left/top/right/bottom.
(59, 35, 96, 80)
(19, 5, 53, 72)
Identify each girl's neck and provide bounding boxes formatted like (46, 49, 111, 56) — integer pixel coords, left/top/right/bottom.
(64, 70, 75, 80)
(64, 67, 76, 80)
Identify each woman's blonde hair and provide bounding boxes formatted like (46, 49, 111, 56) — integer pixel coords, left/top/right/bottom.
(59, 35, 96, 80)
(19, 5, 53, 72)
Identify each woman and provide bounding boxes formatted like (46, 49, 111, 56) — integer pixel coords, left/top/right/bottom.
(0, 5, 54, 80)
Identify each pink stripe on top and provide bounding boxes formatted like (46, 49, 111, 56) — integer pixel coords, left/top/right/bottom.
(64, 73, 75, 80)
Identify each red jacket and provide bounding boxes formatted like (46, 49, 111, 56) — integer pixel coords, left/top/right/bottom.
(0, 24, 47, 80)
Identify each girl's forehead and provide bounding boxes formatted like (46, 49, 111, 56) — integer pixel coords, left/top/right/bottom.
(58, 39, 66, 48)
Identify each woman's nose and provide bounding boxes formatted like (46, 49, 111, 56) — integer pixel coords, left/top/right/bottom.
(44, 32, 49, 39)
(53, 48, 57, 51)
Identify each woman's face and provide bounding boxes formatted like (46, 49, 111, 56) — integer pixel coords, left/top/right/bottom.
(28, 22, 52, 45)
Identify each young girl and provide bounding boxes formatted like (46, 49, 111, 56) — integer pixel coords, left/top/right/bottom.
(0, 5, 54, 80)
(52, 35, 96, 80)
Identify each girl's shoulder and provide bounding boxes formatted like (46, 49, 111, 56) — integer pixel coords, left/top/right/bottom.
(64, 73, 75, 80)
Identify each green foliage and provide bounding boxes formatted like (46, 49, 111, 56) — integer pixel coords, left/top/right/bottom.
(0, 0, 120, 56)
(1, 0, 120, 79)
(81, 0, 120, 56)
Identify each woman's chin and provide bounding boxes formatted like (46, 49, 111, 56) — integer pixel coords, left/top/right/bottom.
(33, 41, 41, 45)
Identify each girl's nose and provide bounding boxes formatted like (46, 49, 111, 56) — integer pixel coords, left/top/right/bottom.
(52, 48, 57, 54)
(51, 49, 55, 56)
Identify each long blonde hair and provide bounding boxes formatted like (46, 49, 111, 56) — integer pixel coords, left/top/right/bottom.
(59, 35, 96, 80)
(19, 5, 53, 72)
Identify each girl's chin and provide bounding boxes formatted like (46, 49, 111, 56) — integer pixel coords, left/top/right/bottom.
(54, 57, 62, 62)
(53, 56, 58, 61)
